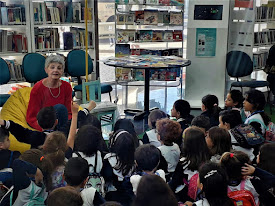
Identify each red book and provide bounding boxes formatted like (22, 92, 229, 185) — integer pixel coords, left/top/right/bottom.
(172, 31, 182, 41)
(159, 0, 170, 6)
(13, 34, 23, 52)
(235, 0, 253, 8)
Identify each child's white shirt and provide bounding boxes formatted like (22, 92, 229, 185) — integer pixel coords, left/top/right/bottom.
(104, 153, 135, 181)
(81, 186, 96, 206)
(228, 178, 259, 205)
(228, 130, 255, 162)
(72, 151, 103, 174)
(130, 169, 166, 195)
(193, 198, 210, 206)
(13, 181, 47, 206)
(146, 129, 161, 147)
(158, 143, 180, 172)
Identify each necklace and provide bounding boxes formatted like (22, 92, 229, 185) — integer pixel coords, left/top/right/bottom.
(48, 83, 60, 98)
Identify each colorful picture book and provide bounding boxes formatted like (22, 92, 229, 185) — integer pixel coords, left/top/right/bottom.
(115, 44, 131, 57)
(152, 31, 163, 41)
(170, 12, 182, 25)
(139, 30, 153, 41)
(116, 68, 132, 80)
(163, 31, 173, 41)
(173, 31, 182, 41)
(135, 11, 144, 24)
(144, 10, 158, 25)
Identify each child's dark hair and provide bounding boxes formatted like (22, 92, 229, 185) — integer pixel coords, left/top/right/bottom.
(148, 109, 167, 129)
(77, 113, 101, 131)
(191, 115, 211, 131)
(182, 127, 210, 171)
(208, 127, 231, 156)
(109, 130, 135, 176)
(219, 110, 242, 129)
(156, 119, 182, 146)
(64, 157, 89, 186)
(114, 119, 139, 148)
(135, 144, 160, 172)
(75, 125, 102, 156)
(47, 186, 83, 206)
(202, 94, 221, 119)
(228, 90, 244, 108)
(37, 106, 56, 129)
(245, 90, 271, 126)
(173, 99, 194, 124)
(42, 131, 67, 169)
(258, 143, 275, 175)
(0, 127, 9, 142)
(220, 151, 251, 186)
(20, 149, 53, 191)
(199, 162, 234, 206)
(132, 175, 178, 206)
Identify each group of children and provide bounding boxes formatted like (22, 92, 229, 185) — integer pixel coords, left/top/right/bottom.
(0, 89, 275, 206)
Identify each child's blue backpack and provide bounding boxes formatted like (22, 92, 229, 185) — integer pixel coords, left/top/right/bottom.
(231, 124, 265, 148)
(0, 151, 14, 184)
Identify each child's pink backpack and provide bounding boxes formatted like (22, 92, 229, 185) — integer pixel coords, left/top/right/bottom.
(227, 180, 257, 206)
(183, 173, 199, 201)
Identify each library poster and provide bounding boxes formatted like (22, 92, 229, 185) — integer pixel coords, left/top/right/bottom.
(196, 28, 216, 57)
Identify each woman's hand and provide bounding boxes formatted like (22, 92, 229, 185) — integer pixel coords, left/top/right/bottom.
(241, 163, 255, 176)
(184, 201, 193, 206)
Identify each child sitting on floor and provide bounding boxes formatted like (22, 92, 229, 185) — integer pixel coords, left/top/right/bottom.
(47, 186, 83, 206)
(156, 119, 182, 174)
(63, 157, 105, 206)
(73, 125, 104, 175)
(220, 151, 259, 205)
(130, 144, 166, 194)
(11, 149, 53, 205)
(142, 109, 167, 147)
(0, 127, 21, 188)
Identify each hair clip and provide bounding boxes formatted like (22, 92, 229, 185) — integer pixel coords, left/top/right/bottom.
(230, 153, 234, 158)
(213, 103, 218, 106)
(204, 170, 217, 179)
(40, 156, 44, 161)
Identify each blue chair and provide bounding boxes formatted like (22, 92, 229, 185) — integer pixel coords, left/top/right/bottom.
(226, 50, 271, 112)
(0, 58, 11, 106)
(22, 53, 47, 83)
(81, 79, 117, 130)
(66, 49, 113, 102)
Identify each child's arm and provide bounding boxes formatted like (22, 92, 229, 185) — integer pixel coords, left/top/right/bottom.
(0, 119, 46, 148)
(242, 163, 275, 188)
(66, 102, 79, 150)
(13, 159, 38, 191)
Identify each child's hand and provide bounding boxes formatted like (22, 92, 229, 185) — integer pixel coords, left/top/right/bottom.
(35, 168, 43, 185)
(87, 100, 96, 111)
(0, 119, 4, 126)
(71, 102, 79, 115)
(241, 163, 255, 176)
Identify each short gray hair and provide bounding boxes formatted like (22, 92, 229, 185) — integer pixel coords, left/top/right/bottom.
(45, 55, 65, 69)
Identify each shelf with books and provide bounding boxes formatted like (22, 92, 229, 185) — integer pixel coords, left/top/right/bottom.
(29, 0, 96, 61)
(0, 0, 32, 55)
(115, 0, 184, 7)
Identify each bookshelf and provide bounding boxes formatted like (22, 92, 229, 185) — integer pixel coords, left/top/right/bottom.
(0, 0, 32, 57)
(228, 0, 275, 73)
(0, 0, 97, 82)
(114, 0, 184, 82)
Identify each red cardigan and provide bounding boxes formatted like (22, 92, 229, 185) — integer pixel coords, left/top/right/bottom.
(26, 79, 72, 131)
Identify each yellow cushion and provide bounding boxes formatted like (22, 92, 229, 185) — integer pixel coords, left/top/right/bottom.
(0, 87, 33, 153)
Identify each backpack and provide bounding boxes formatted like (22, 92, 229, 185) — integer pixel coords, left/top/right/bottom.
(0, 152, 13, 184)
(248, 119, 275, 143)
(228, 180, 257, 206)
(75, 152, 105, 197)
(230, 124, 265, 148)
